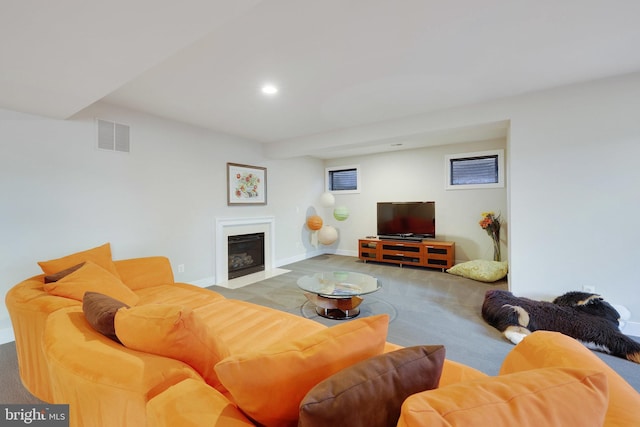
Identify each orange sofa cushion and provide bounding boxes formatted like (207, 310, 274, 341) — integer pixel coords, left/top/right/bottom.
(438, 359, 488, 386)
(500, 330, 640, 426)
(38, 242, 121, 278)
(43, 261, 139, 306)
(113, 256, 175, 290)
(215, 314, 389, 427)
(44, 307, 203, 427)
(115, 304, 231, 389)
(398, 368, 609, 427)
(147, 379, 255, 427)
(299, 345, 445, 427)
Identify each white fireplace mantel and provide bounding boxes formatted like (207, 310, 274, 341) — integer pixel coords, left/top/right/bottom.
(215, 216, 276, 285)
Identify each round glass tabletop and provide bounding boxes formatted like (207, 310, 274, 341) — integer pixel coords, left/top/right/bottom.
(297, 271, 381, 298)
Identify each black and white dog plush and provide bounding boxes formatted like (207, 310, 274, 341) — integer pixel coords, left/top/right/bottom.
(552, 291, 622, 328)
(482, 289, 640, 364)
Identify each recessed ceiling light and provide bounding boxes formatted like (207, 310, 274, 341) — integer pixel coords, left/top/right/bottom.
(261, 84, 278, 95)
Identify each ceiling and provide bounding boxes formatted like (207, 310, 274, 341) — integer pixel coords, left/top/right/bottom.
(3, 0, 640, 158)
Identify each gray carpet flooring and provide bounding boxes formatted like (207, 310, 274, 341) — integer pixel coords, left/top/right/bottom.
(211, 254, 639, 392)
(1, 254, 638, 405)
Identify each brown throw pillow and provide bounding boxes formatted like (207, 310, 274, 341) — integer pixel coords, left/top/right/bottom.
(299, 345, 446, 427)
(44, 262, 85, 283)
(82, 291, 129, 342)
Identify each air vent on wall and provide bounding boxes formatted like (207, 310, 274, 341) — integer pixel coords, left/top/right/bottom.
(97, 119, 130, 153)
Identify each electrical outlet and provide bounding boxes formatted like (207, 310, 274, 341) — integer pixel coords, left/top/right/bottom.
(177, 264, 185, 273)
(582, 285, 596, 293)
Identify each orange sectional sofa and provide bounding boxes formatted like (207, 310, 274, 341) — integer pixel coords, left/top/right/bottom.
(6, 243, 640, 427)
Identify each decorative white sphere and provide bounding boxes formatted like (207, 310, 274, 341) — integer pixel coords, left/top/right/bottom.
(319, 192, 335, 208)
(317, 225, 338, 245)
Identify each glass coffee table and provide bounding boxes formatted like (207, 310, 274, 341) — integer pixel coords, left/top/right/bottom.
(297, 271, 381, 319)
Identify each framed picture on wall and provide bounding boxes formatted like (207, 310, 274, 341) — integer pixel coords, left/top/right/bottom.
(227, 162, 267, 205)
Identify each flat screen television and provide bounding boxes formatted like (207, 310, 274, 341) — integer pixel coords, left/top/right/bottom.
(377, 201, 435, 240)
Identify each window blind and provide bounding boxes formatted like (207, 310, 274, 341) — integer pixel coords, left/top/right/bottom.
(450, 155, 498, 185)
(329, 168, 358, 191)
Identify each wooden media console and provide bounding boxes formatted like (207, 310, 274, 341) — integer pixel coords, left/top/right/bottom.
(358, 238, 455, 271)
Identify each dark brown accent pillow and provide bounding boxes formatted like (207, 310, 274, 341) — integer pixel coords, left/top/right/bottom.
(82, 291, 129, 343)
(299, 345, 446, 427)
(44, 262, 85, 283)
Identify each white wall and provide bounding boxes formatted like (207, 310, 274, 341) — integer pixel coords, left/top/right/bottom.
(268, 71, 640, 334)
(3, 72, 640, 337)
(404, 74, 640, 334)
(0, 103, 324, 332)
(507, 74, 640, 335)
(323, 139, 508, 263)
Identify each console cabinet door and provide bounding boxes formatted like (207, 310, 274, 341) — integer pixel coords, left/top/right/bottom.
(358, 239, 455, 270)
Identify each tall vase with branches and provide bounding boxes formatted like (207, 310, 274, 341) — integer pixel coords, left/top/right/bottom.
(479, 212, 501, 262)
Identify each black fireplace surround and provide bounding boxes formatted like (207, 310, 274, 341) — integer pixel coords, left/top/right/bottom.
(227, 232, 265, 279)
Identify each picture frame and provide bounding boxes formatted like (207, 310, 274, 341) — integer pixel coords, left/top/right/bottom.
(227, 162, 267, 205)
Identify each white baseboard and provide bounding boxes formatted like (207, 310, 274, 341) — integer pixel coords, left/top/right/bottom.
(276, 249, 324, 267)
(189, 249, 341, 289)
(333, 248, 358, 257)
(0, 327, 15, 345)
(188, 276, 215, 288)
(622, 321, 640, 338)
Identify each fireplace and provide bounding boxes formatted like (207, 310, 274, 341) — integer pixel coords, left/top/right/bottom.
(215, 216, 276, 286)
(228, 232, 265, 279)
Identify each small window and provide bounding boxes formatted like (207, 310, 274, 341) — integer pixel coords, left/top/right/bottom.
(326, 165, 360, 193)
(445, 150, 504, 190)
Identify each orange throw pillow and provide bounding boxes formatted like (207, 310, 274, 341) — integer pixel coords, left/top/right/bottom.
(38, 242, 121, 279)
(215, 314, 389, 427)
(44, 261, 139, 306)
(115, 304, 231, 389)
(398, 368, 609, 427)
